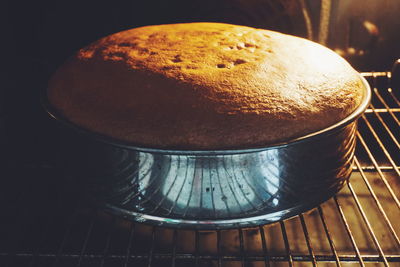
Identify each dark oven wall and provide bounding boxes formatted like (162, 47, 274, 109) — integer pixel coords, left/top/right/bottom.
(3, 0, 400, 168)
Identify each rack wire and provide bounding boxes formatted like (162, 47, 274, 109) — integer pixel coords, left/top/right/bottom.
(0, 64, 399, 266)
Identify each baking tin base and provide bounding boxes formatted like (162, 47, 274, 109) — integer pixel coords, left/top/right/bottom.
(101, 185, 348, 229)
(62, 121, 357, 229)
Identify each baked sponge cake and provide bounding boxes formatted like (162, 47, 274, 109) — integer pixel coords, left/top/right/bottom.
(47, 22, 365, 149)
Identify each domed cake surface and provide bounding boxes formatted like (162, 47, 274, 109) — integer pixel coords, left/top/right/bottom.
(48, 22, 365, 149)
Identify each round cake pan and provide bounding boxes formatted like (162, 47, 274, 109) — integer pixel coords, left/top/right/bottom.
(43, 76, 371, 229)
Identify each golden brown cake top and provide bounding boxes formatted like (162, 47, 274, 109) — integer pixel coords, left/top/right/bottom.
(48, 22, 365, 149)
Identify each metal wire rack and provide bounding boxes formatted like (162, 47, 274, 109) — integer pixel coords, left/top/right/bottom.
(0, 62, 399, 267)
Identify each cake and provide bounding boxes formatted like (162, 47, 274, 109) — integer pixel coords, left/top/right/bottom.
(47, 22, 365, 149)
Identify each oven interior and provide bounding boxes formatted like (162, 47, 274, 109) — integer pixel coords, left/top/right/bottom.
(2, 0, 400, 266)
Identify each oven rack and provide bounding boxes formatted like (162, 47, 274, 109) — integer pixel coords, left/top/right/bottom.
(0, 62, 399, 266)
